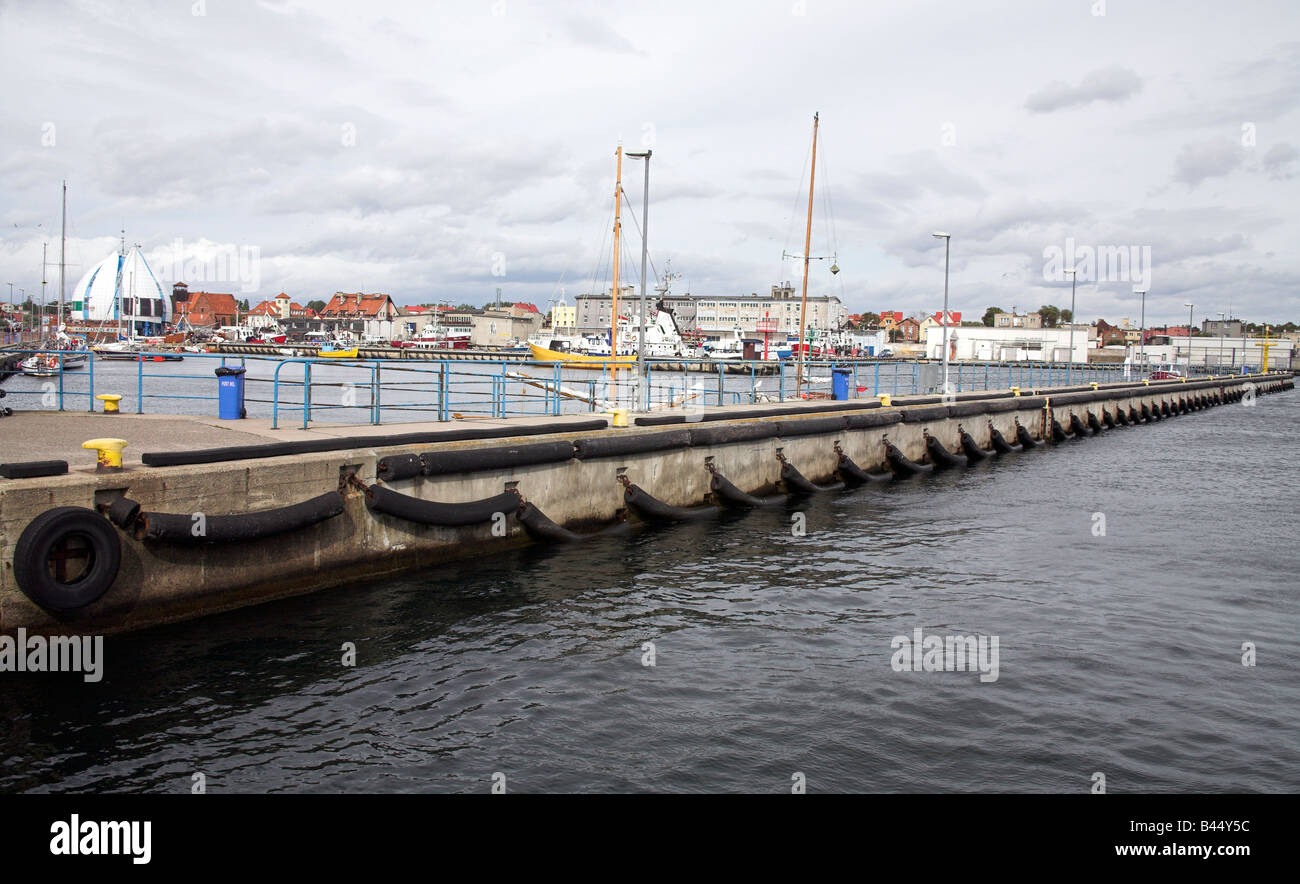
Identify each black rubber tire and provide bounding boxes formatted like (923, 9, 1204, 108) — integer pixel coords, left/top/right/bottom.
(13, 506, 122, 612)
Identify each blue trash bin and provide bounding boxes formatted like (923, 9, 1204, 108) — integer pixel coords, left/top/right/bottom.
(216, 366, 247, 419)
(832, 368, 851, 400)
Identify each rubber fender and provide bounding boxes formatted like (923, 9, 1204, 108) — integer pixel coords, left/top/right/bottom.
(947, 401, 994, 418)
(366, 485, 519, 527)
(884, 441, 932, 476)
(1115, 408, 1129, 425)
(892, 395, 945, 406)
(107, 496, 141, 529)
(710, 471, 789, 506)
(780, 460, 845, 493)
(1016, 396, 1049, 411)
(623, 483, 719, 521)
(1015, 423, 1039, 448)
(959, 429, 992, 460)
(377, 453, 424, 481)
(13, 506, 122, 612)
(901, 404, 951, 424)
(846, 410, 903, 430)
(140, 420, 608, 467)
(1101, 410, 1116, 429)
(775, 415, 849, 437)
(1160, 401, 1172, 417)
(836, 453, 892, 484)
(981, 399, 1022, 414)
(1069, 414, 1089, 436)
(515, 501, 631, 542)
(924, 433, 968, 469)
(990, 426, 1023, 454)
(1, 460, 70, 480)
(688, 422, 779, 447)
(139, 491, 345, 543)
(1049, 392, 1094, 407)
(632, 399, 883, 427)
(1140, 403, 1151, 421)
(1086, 412, 1104, 434)
(1049, 419, 1068, 442)
(421, 441, 575, 476)
(574, 429, 691, 460)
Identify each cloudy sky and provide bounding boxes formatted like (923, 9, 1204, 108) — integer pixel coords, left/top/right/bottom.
(1, 0, 1297, 326)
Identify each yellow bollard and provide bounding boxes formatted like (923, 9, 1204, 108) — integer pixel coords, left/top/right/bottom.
(95, 393, 123, 413)
(82, 438, 127, 472)
(1089, 382, 1098, 390)
(1010, 386, 1021, 396)
(877, 394, 892, 407)
(608, 408, 629, 428)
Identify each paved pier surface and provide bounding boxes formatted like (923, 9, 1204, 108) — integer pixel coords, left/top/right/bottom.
(0, 410, 622, 468)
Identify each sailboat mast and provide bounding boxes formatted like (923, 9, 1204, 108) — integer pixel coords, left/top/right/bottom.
(59, 181, 66, 331)
(611, 145, 624, 362)
(796, 112, 819, 390)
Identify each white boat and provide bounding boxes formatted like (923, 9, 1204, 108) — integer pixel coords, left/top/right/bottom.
(702, 326, 747, 360)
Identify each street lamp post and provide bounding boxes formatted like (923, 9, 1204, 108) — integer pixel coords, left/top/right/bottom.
(625, 149, 652, 409)
(1184, 302, 1194, 375)
(1065, 268, 1077, 384)
(1134, 287, 1147, 372)
(932, 231, 951, 394)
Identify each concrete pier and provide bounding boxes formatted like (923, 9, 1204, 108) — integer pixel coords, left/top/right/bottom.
(0, 373, 1291, 635)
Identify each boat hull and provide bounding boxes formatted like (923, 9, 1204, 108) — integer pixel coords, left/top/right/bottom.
(528, 343, 636, 369)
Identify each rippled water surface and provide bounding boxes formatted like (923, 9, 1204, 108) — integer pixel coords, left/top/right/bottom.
(2, 391, 1297, 793)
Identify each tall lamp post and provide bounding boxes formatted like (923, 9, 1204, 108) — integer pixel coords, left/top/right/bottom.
(1183, 302, 1194, 375)
(625, 149, 652, 409)
(1134, 287, 1147, 372)
(932, 231, 951, 393)
(1065, 267, 1078, 384)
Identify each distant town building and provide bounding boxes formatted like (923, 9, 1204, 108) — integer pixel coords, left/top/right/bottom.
(924, 324, 1095, 363)
(572, 281, 846, 339)
(319, 292, 400, 340)
(1202, 317, 1244, 337)
(176, 291, 239, 330)
(992, 311, 1042, 330)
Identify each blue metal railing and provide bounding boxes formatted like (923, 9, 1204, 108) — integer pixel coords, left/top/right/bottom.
(1, 351, 1241, 426)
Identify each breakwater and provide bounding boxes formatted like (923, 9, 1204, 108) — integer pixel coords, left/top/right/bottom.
(0, 373, 1291, 635)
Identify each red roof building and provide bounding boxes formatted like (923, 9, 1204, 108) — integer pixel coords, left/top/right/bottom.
(177, 291, 239, 329)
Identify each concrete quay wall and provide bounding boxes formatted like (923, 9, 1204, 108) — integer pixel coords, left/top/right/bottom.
(0, 374, 1290, 635)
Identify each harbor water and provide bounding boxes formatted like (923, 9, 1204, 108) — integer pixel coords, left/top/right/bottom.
(1, 390, 1296, 793)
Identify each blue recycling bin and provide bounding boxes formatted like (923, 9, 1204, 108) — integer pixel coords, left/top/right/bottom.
(832, 368, 851, 400)
(216, 365, 247, 419)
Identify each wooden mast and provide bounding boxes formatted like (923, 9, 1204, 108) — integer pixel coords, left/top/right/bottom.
(796, 113, 819, 391)
(610, 145, 624, 368)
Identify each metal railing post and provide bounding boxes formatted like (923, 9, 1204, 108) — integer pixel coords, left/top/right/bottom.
(304, 361, 312, 428)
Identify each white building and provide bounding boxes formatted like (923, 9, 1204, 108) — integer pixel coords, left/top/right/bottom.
(1139, 336, 1295, 371)
(924, 325, 1094, 363)
(70, 247, 172, 335)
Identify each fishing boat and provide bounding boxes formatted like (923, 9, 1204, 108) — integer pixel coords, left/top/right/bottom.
(529, 144, 644, 372)
(528, 341, 636, 368)
(319, 340, 359, 358)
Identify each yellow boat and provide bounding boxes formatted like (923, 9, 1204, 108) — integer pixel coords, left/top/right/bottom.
(528, 342, 636, 369)
(319, 345, 359, 358)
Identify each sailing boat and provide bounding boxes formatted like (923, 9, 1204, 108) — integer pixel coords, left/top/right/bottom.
(789, 112, 840, 394)
(530, 145, 638, 370)
(21, 182, 89, 375)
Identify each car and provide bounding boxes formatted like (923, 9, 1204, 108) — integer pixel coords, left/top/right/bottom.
(877, 349, 894, 358)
